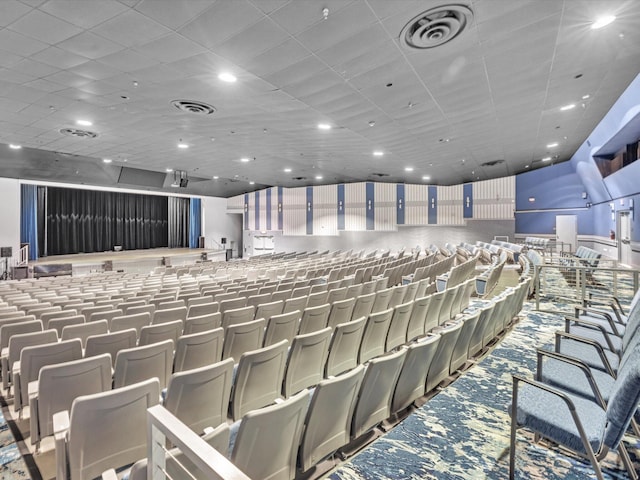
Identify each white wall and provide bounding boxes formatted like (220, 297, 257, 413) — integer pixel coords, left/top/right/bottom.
(202, 197, 242, 256)
(0, 178, 21, 265)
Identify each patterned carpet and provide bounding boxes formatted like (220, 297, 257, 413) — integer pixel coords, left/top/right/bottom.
(330, 299, 640, 479)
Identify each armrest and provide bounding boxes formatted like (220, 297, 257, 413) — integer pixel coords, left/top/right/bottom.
(512, 374, 579, 414)
(101, 469, 118, 480)
(54, 410, 70, 480)
(536, 349, 606, 408)
(573, 306, 623, 335)
(554, 331, 617, 376)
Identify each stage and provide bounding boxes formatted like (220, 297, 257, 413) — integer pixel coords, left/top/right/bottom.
(27, 247, 228, 277)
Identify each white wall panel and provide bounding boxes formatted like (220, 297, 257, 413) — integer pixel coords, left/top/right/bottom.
(473, 176, 515, 220)
(282, 187, 307, 236)
(438, 185, 464, 225)
(247, 193, 256, 231)
(270, 187, 281, 231)
(313, 184, 338, 236)
(405, 184, 429, 225)
(374, 183, 397, 231)
(258, 189, 267, 231)
(344, 182, 367, 231)
(227, 194, 244, 211)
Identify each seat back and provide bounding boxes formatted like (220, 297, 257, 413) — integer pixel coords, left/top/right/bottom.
(407, 295, 431, 342)
(173, 328, 224, 373)
(139, 319, 183, 346)
(299, 365, 365, 472)
(153, 306, 187, 325)
(66, 378, 160, 480)
(352, 348, 407, 438)
(165, 358, 234, 434)
(230, 339, 289, 421)
(231, 389, 309, 480)
(219, 297, 247, 314)
(371, 288, 393, 313)
(327, 287, 347, 304)
(283, 295, 308, 314)
(222, 318, 266, 362)
(110, 312, 151, 338)
(425, 321, 464, 392)
(298, 303, 331, 335)
(61, 320, 108, 349)
(305, 291, 328, 309)
(31, 354, 112, 444)
(187, 302, 219, 318)
(222, 306, 255, 329)
(327, 297, 356, 330)
(325, 316, 366, 377)
(7, 328, 57, 371)
(126, 304, 156, 318)
(88, 309, 123, 324)
(439, 288, 458, 324)
(40, 309, 75, 328)
(48, 315, 85, 337)
(352, 292, 376, 321)
(449, 311, 481, 373)
(391, 334, 441, 413)
(255, 300, 284, 322)
(283, 327, 332, 398)
(85, 329, 137, 367)
(263, 310, 300, 347)
(183, 312, 221, 335)
(388, 285, 408, 309)
(113, 339, 174, 389)
(386, 302, 413, 351)
(359, 308, 393, 364)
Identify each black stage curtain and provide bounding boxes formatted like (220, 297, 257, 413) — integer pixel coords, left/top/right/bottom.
(45, 187, 169, 255)
(37, 186, 48, 257)
(168, 196, 190, 248)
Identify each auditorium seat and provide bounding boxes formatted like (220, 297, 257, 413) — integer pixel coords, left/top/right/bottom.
(425, 321, 464, 392)
(61, 320, 108, 349)
(299, 365, 365, 474)
(183, 312, 221, 334)
(283, 327, 332, 398)
(449, 311, 481, 373)
(29, 353, 112, 451)
(139, 319, 183, 346)
(263, 310, 300, 347)
(187, 301, 219, 318)
(298, 304, 331, 335)
(325, 317, 366, 377)
(173, 328, 224, 373)
(53, 378, 159, 480)
(230, 340, 288, 422)
(2, 328, 56, 392)
(164, 359, 234, 434)
(406, 296, 430, 342)
(85, 329, 137, 367)
(222, 318, 266, 362)
(306, 291, 329, 309)
(255, 300, 284, 322)
(110, 312, 151, 338)
(359, 309, 393, 364)
(351, 348, 407, 440)
(386, 302, 413, 352)
(327, 297, 356, 330)
(48, 315, 85, 337)
(113, 339, 174, 389)
(371, 288, 393, 314)
(153, 306, 188, 325)
(231, 388, 309, 480)
(87, 309, 122, 324)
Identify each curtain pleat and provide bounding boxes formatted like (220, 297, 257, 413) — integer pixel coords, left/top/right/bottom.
(45, 187, 170, 255)
(20, 184, 39, 260)
(168, 196, 190, 248)
(37, 186, 47, 257)
(189, 198, 202, 248)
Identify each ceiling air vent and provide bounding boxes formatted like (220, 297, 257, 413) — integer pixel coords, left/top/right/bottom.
(371, 173, 390, 177)
(400, 5, 473, 49)
(171, 100, 216, 115)
(480, 159, 505, 167)
(59, 128, 98, 138)
(293, 177, 307, 181)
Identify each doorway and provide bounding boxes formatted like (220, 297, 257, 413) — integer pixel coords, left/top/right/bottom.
(555, 215, 577, 253)
(618, 211, 632, 266)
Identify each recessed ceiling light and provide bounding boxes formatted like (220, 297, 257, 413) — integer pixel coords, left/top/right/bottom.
(315, 175, 323, 180)
(317, 123, 332, 130)
(373, 151, 384, 157)
(249, 181, 255, 185)
(542, 156, 552, 162)
(422, 175, 431, 181)
(547, 142, 559, 148)
(103, 158, 112, 163)
(560, 104, 576, 111)
(284, 168, 292, 173)
(9, 144, 21, 149)
(240, 157, 250, 163)
(76, 119, 92, 127)
(368, 120, 375, 127)
(591, 15, 616, 29)
(213, 176, 219, 179)
(582, 94, 590, 100)
(218, 72, 237, 83)
(405, 167, 414, 172)
(525, 165, 530, 169)
(166, 168, 174, 172)
(177, 142, 189, 149)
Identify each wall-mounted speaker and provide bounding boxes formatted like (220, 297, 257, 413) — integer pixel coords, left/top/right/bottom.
(0, 247, 12, 258)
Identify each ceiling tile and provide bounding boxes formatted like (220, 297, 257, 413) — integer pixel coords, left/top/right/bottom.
(133, 33, 207, 63)
(7, 9, 83, 44)
(0, 27, 48, 56)
(214, 17, 290, 66)
(92, 9, 172, 48)
(12, 57, 59, 77)
(39, 0, 128, 29)
(134, 0, 216, 30)
(70, 60, 124, 80)
(31, 46, 89, 69)
(57, 31, 126, 60)
(0, 0, 32, 27)
(97, 48, 160, 72)
(269, 0, 355, 36)
(0, 49, 24, 68)
(239, 38, 310, 78)
(44, 71, 94, 89)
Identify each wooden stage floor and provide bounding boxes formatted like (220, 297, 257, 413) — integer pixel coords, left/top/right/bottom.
(32, 247, 221, 266)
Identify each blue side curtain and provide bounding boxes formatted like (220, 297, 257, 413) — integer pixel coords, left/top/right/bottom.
(189, 198, 202, 248)
(20, 184, 38, 260)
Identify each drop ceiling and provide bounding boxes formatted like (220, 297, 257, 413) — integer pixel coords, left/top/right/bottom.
(1, 0, 639, 197)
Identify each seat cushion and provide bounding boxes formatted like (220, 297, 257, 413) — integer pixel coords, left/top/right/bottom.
(557, 339, 620, 373)
(578, 314, 624, 336)
(514, 383, 606, 454)
(568, 325, 622, 353)
(540, 357, 616, 403)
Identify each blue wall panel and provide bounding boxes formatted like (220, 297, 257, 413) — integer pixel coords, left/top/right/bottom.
(244, 194, 249, 230)
(278, 187, 283, 230)
(254, 191, 260, 231)
(428, 186, 437, 224)
(397, 184, 405, 225)
(516, 162, 587, 211)
(266, 188, 271, 230)
(366, 182, 374, 230)
(337, 184, 345, 230)
(515, 209, 593, 235)
(463, 183, 473, 218)
(306, 186, 313, 235)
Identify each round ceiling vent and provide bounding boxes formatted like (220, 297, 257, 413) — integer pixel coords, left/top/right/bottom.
(171, 100, 216, 115)
(59, 128, 98, 138)
(400, 5, 473, 49)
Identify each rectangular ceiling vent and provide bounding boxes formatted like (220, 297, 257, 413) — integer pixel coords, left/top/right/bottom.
(117, 167, 167, 188)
